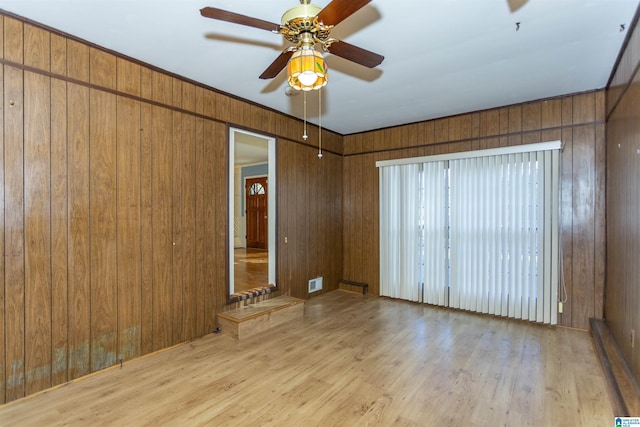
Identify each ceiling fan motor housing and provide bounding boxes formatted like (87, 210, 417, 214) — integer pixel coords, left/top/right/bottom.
(281, 3, 333, 45)
(281, 3, 321, 24)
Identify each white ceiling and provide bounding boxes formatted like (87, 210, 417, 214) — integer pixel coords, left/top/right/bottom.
(0, 0, 638, 135)
(234, 130, 268, 166)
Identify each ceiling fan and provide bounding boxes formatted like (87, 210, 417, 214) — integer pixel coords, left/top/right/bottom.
(200, 0, 384, 88)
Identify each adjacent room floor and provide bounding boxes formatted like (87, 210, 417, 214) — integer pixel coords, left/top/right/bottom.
(0, 291, 614, 426)
(233, 248, 269, 294)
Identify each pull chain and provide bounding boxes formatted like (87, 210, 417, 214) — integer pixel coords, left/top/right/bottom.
(318, 88, 323, 159)
(303, 90, 308, 141)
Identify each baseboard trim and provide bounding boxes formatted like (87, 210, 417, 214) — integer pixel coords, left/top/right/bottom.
(590, 318, 640, 417)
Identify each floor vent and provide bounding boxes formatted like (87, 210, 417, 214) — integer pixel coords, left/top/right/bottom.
(309, 277, 323, 293)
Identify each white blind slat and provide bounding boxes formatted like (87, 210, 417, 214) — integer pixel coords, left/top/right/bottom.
(380, 142, 560, 325)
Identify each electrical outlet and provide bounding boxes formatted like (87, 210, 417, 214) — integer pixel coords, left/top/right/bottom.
(558, 302, 563, 314)
(631, 329, 636, 349)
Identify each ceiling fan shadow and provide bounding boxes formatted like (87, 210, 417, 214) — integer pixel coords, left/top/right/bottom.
(285, 88, 330, 121)
(507, 0, 528, 12)
(260, 72, 288, 94)
(329, 5, 382, 40)
(326, 55, 383, 82)
(205, 32, 283, 50)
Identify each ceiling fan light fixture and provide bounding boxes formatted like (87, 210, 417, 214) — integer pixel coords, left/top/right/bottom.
(287, 48, 328, 91)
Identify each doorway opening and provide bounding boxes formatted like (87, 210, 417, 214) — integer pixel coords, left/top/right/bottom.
(228, 128, 276, 296)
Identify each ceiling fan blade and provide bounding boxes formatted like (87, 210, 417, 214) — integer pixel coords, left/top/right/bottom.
(200, 7, 280, 32)
(327, 41, 383, 68)
(259, 48, 296, 79)
(507, 0, 528, 12)
(316, 0, 372, 27)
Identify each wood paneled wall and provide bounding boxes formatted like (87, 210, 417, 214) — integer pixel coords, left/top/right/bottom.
(343, 91, 606, 331)
(605, 10, 640, 388)
(0, 14, 343, 403)
(277, 138, 343, 300)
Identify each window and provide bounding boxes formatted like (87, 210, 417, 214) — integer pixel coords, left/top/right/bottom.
(249, 183, 265, 195)
(378, 142, 561, 325)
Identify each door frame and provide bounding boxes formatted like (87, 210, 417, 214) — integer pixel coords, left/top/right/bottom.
(228, 127, 276, 295)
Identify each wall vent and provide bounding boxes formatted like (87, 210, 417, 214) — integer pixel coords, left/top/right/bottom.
(308, 277, 323, 293)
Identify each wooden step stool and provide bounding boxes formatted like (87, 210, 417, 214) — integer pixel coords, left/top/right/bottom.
(217, 295, 305, 340)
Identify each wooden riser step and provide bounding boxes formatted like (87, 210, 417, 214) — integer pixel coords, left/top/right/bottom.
(217, 295, 305, 340)
(339, 280, 368, 295)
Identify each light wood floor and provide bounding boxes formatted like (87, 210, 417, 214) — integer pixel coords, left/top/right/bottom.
(0, 291, 614, 426)
(233, 248, 269, 293)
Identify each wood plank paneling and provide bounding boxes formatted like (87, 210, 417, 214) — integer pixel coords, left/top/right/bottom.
(4, 66, 25, 401)
(508, 105, 522, 145)
(181, 112, 197, 341)
(277, 139, 292, 291)
(171, 110, 184, 344)
(203, 120, 217, 332)
(152, 71, 172, 105)
(522, 102, 541, 132)
(67, 82, 91, 380)
(89, 89, 118, 371)
(606, 27, 640, 385)
(572, 92, 595, 125)
(24, 24, 50, 71)
(90, 48, 116, 90)
(292, 142, 308, 296)
(117, 58, 141, 97)
(23, 71, 52, 395)
(194, 117, 206, 337)
(67, 40, 89, 83)
(571, 125, 596, 330)
(195, 87, 204, 116)
(0, 54, 6, 404)
(434, 119, 448, 143)
(50, 34, 66, 76)
(353, 154, 364, 284)
(139, 64, 154, 357)
(541, 99, 562, 129)
(342, 156, 354, 282)
(0, 16, 4, 59)
(212, 121, 227, 314)
(562, 97, 573, 127)
(203, 91, 215, 118)
(480, 109, 500, 136)
(449, 114, 472, 141)
(213, 93, 230, 123)
(4, 17, 23, 64)
(593, 123, 606, 320)
(50, 77, 68, 387)
(140, 102, 154, 356)
(361, 153, 377, 293)
(116, 96, 142, 362)
(152, 105, 173, 351)
(274, 139, 343, 298)
(559, 128, 574, 327)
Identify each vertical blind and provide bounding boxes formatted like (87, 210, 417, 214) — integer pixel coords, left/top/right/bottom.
(378, 142, 561, 325)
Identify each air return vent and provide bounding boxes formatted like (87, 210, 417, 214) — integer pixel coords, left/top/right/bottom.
(308, 277, 323, 293)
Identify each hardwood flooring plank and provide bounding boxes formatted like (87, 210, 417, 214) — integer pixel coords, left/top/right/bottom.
(0, 292, 615, 426)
